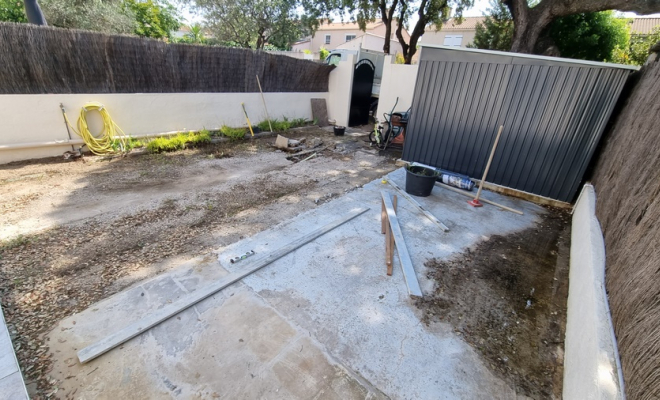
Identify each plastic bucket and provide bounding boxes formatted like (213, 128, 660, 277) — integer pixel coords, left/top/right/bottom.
(405, 166, 438, 197)
(334, 126, 345, 136)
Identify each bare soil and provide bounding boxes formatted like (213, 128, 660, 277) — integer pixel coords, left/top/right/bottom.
(416, 209, 570, 399)
(0, 126, 396, 399)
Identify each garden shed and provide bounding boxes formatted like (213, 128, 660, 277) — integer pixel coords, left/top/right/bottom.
(402, 45, 636, 202)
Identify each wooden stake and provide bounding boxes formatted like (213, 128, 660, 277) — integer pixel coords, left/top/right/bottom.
(77, 207, 369, 363)
(381, 191, 423, 297)
(470, 125, 504, 207)
(256, 75, 273, 133)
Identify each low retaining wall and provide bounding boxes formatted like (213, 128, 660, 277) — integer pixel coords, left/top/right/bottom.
(0, 92, 328, 164)
(564, 183, 624, 399)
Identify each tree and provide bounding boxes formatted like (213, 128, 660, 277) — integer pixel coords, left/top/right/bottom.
(614, 26, 660, 65)
(185, 23, 205, 43)
(346, 0, 472, 64)
(469, 0, 512, 51)
(547, 11, 629, 61)
(39, 0, 136, 33)
(125, 0, 180, 39)
(502, 0, 660, 54)
(471, 3, 630, 62)
(193, 0, 310, 50)
(0, 0, 27, 22)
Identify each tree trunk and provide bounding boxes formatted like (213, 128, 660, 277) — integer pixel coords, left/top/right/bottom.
(505, 0, 660, 54)
(379, 0, 398, 55)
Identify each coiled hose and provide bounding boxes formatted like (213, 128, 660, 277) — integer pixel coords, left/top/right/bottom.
(62, 102, 127, 155)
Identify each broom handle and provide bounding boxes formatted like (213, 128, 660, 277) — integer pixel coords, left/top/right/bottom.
(256, 75, 273, 133)
(475, 125, 504, 201)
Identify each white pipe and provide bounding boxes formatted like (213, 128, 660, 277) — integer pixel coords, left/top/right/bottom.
(0, 129, 201, 151)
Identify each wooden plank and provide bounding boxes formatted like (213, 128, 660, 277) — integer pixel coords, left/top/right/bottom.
(311, 98, 329, 127)
(78, 207, 370, 364)
(388, 180, 449, 232)
(435, 182, 524, 215)
(381, 191, 423, 298)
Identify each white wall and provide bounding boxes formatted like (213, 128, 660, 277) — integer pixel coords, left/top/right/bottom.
(564, 184, 624, 400)
(0, 92, 329, 164)
(327, 54, 355, 128)
(376, 55, 419, 123)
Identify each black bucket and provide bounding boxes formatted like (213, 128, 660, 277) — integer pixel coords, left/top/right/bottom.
(405, 166, 438, 197)
(334, 126, 345, 136)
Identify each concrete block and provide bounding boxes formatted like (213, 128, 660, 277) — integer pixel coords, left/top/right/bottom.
(564, 184, 624, 400)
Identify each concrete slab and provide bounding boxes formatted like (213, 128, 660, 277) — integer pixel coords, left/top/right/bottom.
(47, 168, 545, 399)
(0, 307, 28, 399)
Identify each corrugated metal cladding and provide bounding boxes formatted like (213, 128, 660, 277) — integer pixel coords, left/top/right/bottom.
(403, 47, 633, 202)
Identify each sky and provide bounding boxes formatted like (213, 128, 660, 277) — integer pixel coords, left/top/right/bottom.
(180, 0, 660, 26)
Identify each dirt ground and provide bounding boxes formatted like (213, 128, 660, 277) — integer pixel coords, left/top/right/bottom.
(0, 126, 398, 399)
(416, 209, 570, 399)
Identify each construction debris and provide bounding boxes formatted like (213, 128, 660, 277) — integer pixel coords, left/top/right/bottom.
(387, 179, 449, 232)
(435, 182, 523, 215)
(229, 250, 255, 264)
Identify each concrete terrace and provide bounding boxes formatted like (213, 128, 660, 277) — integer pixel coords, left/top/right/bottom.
(43, 168, 545, 399)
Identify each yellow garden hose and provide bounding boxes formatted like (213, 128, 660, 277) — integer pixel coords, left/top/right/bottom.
(62, 102, 127, 155)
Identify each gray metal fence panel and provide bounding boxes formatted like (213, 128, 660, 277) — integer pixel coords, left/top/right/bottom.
(403, 47, 632, 202)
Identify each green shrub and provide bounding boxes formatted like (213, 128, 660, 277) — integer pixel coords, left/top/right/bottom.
(220, 125, 246, 140)
(257, 117, 307, 132)
(146, 130, 211, 153)
(111, 136, 144, 152)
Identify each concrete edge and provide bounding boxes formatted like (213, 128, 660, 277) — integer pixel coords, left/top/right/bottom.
(563, 183, 625, 400)
(0, 305, 29, 399)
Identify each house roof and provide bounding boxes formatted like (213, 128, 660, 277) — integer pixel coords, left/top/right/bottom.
(317, 20, 384, 31)
(630, 18, 660, 35)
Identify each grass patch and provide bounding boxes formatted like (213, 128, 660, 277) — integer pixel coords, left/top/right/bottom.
(257, 117, 307, 132)
(146, 130, 211, 153)
(111, 137, 143, 152)
(1, 235, 29, 251)
(220, 125, 246, 141)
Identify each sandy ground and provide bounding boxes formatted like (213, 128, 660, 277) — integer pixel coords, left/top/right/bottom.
(0, 127, 398, 398)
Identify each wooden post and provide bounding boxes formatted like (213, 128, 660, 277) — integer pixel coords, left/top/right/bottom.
(383, 195, 397, 276)
(470, 125, 504, 207)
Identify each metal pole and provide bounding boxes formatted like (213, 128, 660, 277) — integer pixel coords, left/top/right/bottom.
(256, 75, 273, 133)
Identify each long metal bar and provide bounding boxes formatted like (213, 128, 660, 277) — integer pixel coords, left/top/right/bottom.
(77, 207, 369, 363)
(387, 179, 449, 232)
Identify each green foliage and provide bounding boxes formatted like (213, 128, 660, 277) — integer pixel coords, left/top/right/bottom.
(111, 136, 144, 152)
(173, 23, 207, 44)
(257, 117, 307, 132)
(319, 46, 330, 60)
(125, 0, 180, 39)
(613, 27, 660, 65)
(194, 0, 311, 50)
(40, 0, 136, 33)
(468, 0, 513, 51)
(0, 0, 27, 22)
(146, 130, 211, 153)
(471, 2, 631, 62)
(549, 11, 629, 62)
(394, 52, 406, 64)
(220, 125, 246, 140)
